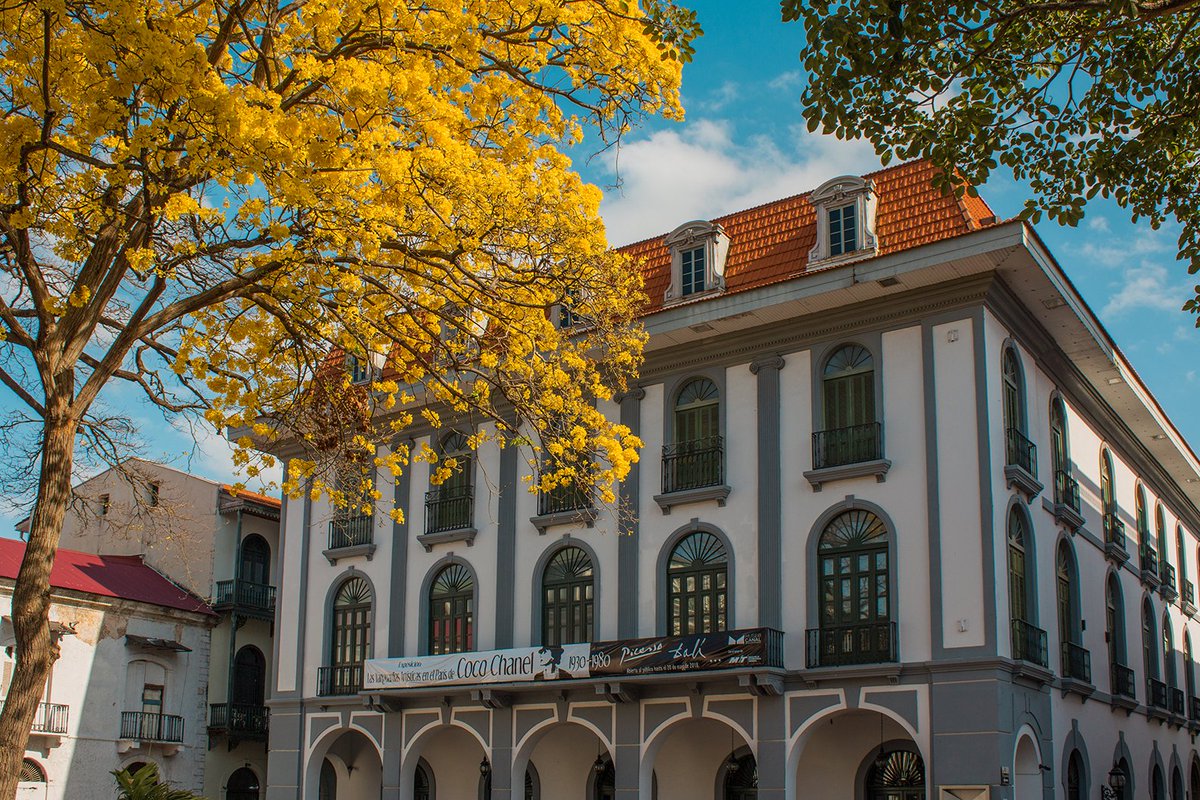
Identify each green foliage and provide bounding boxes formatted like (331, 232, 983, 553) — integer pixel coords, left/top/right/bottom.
(783, 0, 1200, 324)
(112, 765, 203, 800)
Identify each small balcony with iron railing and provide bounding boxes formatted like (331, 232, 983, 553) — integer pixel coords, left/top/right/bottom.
(805, 621, 897, 669)
(119, 711, 184, 744)
(531, 481, 596, 534)
(1160, 561, 1179, 602)
(804, 423, 890, 489)
(1003, 428, 1041, 499)
(1140, 543, 1161, 589)
(1184, 579, 1197, 615)
(30, 702, 68, 736)
(208, 702, 269, 741)
(1060, 641, 1092, 695)
(1051, 470, 1084, 531)
(1010, 619, 1048, 669)
(1111, 662, 1137, 708)
(1190, 695, 1200, 724)
(317, 664, 363, 697)
(323, 511, 376, 564)
(419, 485, 476, 549)
(1147, 678, 1171, 719)
(655, 436, 730, 512)
(1103, 513, 1128, 563)
(213, 580, 276, 621)
(1170, 687, 1186, 719)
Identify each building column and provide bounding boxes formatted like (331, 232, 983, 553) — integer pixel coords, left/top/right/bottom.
(750, 355, 785, 631)
(488, 705, 514, 800)
(614, 700, 641, 800)
(617, 388, 645, 639)
(755, 694, 788, 800)
(381, 710, 404, 800)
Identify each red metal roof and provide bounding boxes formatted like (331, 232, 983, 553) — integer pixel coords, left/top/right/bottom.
(618, 159, 997, 314)
(0, 538, 214, 616)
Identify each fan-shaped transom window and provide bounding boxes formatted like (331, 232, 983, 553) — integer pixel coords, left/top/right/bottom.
(667, 531, 728, 635)
(673, 378, 719, 443)
(19, 759, 45, 783)
(816, 510, 892, 665)
(867, 749, 925, 800)
(822, 344, 875, 430)
(542, 546, 594, 646)
(332, 577, 372, 669)
(438, 432, 473, 491)
(430, 564, 474, 654)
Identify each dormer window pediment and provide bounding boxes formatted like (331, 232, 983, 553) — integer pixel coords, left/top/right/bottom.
(664, 220, 730, 305)
(808, 175, 878, 267)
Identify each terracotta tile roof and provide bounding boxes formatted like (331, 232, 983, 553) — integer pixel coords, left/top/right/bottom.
(617, 160, 996, 314)
(220, 484, 282, 509)
(0, 538, 214, 616)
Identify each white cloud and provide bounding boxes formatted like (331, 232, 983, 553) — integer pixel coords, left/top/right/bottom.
(599, 119, 878, 245)
(1074, 221, 1176, 269)
(166, 416, 282, 492)
(767, 71, 802, 91)
(1101, 262, 1189, 318)
(697, 81, 741, 113)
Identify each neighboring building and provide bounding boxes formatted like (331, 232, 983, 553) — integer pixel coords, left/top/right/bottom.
(17, 460, 281, 800)
(0, 539, 215, 799)
(262, 160, 1200, 800)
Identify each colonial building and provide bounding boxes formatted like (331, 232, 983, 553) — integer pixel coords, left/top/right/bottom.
(263, 160, 1200, 800)
(0, 539, 215, 799)
(17, 459, 281, 800)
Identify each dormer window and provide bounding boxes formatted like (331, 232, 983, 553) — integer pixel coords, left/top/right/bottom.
(808, 175, 877, 266)
(664, 220, 730, 305)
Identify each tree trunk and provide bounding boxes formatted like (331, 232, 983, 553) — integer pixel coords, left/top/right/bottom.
(0, 410, 78, 800)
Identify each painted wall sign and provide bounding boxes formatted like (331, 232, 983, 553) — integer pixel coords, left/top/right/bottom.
(363, 643, 591, 689)
(589, 628, 776, 677)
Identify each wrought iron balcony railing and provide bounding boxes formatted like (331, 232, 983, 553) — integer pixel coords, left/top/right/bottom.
(213, 580, 276, 614)
(30, 702, 68, 734)
(120, 711, 184, 743)
(661, 435, 724, 494)
(811, 422, 883, 470)
(1005, 428, 1037, 478)
(1111, 662, 1136, 700)
(328, 513, 373, 550)
(1185, 580, 1196, 608)
(1148, 678, 1170, 710)
(1190, 695, 1200, 720)
(1011, 619, 1048, 668)
(424, 485, 474, 534)
(1053, 470, 1081, 513)
(317, 664, 363, 697)
(1160, 561, 1178, 596)
(1141, 543, 1160, 579)
(537, 482, 592, 516)
(1104, 513, 1127, 552)
(1170, 687, 1186, 715)
(1061, 641, 1091, 683)
(805, 621, 897, 668)
(208, 703, 269, 738)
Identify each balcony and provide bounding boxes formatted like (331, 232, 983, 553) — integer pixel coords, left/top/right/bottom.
(805, 621, 897, 669)
(119, 711, 184, 743)
(1170, 687, 1186, 718)
(1111, 662, 1137, 710)
(30, 702, 68, 735)
(1160, 561, 1179, 602)
(1147, 678, 1170, 716)
(1060, 642, 1092, 696)
(1140, 543, 1160, 589)
(804, 423, 890, 489)
(654, 436, 730, 513)
(1051, 471, 1084, 531)
(324, 513, 375, 564)
(1010, 619, 1048, 669)
(420, 485, 476, 550)
(213, 580, 276, 620)
(208, 702, 269, 740)
(1004, 428, 1042, 499)
(1190, 695, 1200, 722)
(317, 665, 363, 697)
(531, 481, 596, 534)
(1103, 514, 1128, 563)
(1184, 579, 1196, 615)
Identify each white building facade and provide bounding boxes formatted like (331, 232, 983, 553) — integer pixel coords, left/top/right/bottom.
(264, 161, 1200, 800)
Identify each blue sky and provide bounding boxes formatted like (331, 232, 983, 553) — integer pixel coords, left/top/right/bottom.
(1, 1, 1196, 532)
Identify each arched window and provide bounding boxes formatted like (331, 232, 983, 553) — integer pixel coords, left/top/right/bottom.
(19, 759, 45, 783)
(1143, 598, 1160, 680)
(1172, 767, 1184, 800)
(1153, 765, 1166, 800)
(1190, 759, 1200, 800)
(1155, 504, 1172, 589)
(816, 510, 892, 665)
(429, 563, 474, 654)
(227, 767, 261, 800)
(319, 759, 337, 800)
(1049, 398, 1069, 478)
(818, 345, 879, 467)
(1008, 510, 1043, 665)
(1066, 751, 1084, 800)
(1106, 574, 1126, 666)
(1136, 483, 1149, 553)
(232, 645, 266, 708)
(427, 432, 474, 534)
(542, 546, 594, 646)
(1057, 542, 1085, 680)
(1101, 452, 1118, 543)
(1115, 759, 1132, 800)
(1002, 347, 1025, 434)
(1163, 612, 1177, 690)
(866, 749, 925, 800)
(593, 756, 615, 800)
(239, 534, 271, 586)
(666, 378, 723, 492)
(667, 531, 728, 635)
(723, 753, 758, 800)
(329, 577, 372, 694)
(1177, 524, 1189, 594)
(1186, 633, 1197, 703)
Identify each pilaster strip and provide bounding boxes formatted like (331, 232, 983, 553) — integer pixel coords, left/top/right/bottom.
(751, 355, 785, 630)
(617, 387, 646, 638)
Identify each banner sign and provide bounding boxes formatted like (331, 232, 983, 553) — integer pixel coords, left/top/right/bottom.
(364, 643, 591, 689)
(589, 628, 774, 677)
(362, 628, 776, 690)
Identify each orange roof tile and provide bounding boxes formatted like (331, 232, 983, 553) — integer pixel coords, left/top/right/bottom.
(618, 160, 996, 315)
(220, 484, 282, 509)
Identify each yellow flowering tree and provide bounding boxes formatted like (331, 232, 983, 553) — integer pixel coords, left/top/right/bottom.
(0, 0, 697, 791)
